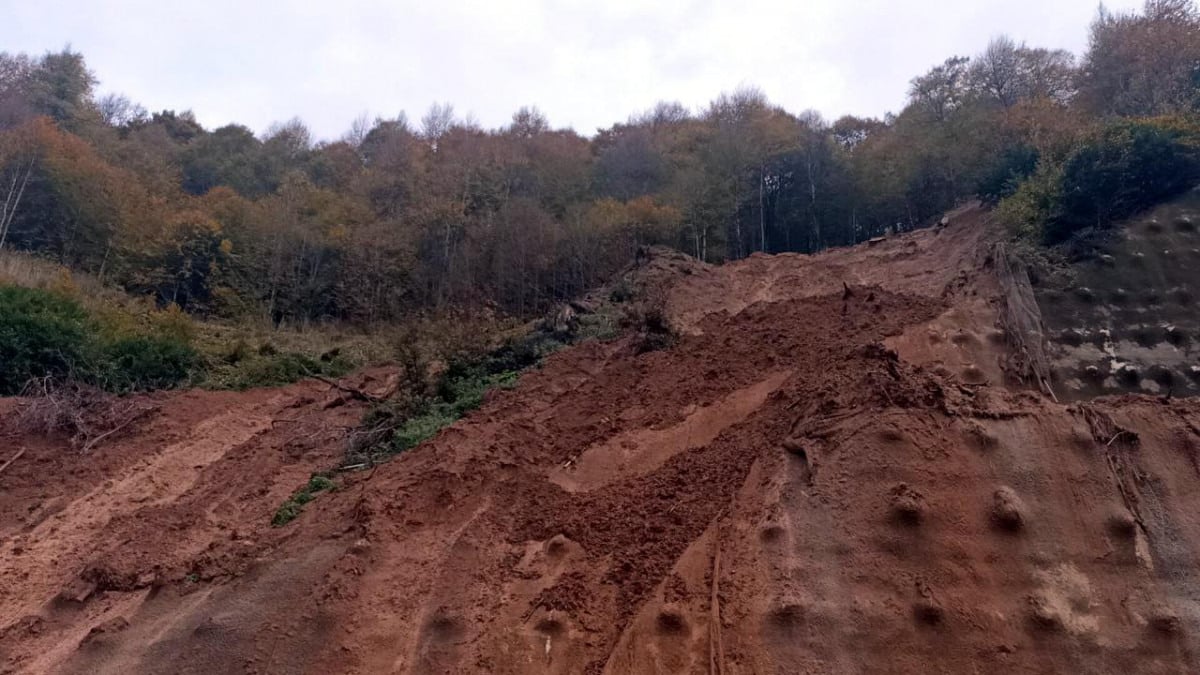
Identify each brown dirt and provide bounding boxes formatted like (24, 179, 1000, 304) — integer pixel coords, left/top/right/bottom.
(6, 204, 1200, 673)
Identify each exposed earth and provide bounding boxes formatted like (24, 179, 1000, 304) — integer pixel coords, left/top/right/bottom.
(5, 203, 1200, 674)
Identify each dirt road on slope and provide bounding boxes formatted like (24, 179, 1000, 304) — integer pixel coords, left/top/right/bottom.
(5, 205, 1200, 674)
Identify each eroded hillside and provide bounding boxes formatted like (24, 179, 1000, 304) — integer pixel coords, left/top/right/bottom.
(4, 204, 1200, 674)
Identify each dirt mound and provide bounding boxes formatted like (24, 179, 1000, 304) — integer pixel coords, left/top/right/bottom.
(6, 206, 1200, 673)
(590, 245, 712, 308)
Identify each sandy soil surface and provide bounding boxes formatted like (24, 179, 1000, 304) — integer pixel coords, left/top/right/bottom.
(4, 205, 1200, 674)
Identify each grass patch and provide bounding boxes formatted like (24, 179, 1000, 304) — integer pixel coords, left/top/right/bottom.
(271, 474, 336, 526)
(191, 317, 403, 390)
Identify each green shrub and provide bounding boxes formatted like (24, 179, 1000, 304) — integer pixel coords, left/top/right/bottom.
(233, 352, 322, 387)
(0, 286, 91, 394)
(609, 279, 634, 302)
(997, 117, 1200, 244)
(271, 500, 303, 526)
(382, 369, 519, 455)
(573, 312, 620, 341)
(349, 306, 618, 467)
(995, 164, 1065, 240)
(350, 361, 521, 465)
(977, 145, 1040, 205)
(620, 298, 678, 353)
(388, 403, 461, 453)
(98, 335, 199, 393)
(272, 474, 336, 526)
(205, 350, 353, 390)
(1047, 119, 1200, 243)
(306, 475, 335, 492)
(0, 284, 203, 395)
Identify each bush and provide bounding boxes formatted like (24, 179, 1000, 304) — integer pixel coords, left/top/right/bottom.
(387, 403, 461, 453)
(204, 350, 353, 390)
(362, 368, 519, 459)
(1003, 118, 1200, 243)
(609, 279, 634, 302)
(0, 284, 201, 395)
(350, 352, 524, 464)
(99, 335, 198, 393)
(620, 298, 678, 353)
(997, 118, 1200, 244)
(995, 164, 1065, 240)
(272, 474, 336, 526)
(1046, 119, 1200, 243)
(348, 302, 627, 468)
(977, 145, 1039, 205)
(0, 286, 91, 394)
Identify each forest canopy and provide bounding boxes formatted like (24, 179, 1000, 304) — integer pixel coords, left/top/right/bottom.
(1, 0, 1197, 325)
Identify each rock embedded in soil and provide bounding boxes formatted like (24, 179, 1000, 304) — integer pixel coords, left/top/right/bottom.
(1150, 609, 1183, 635)
(991, 486, 1027, 532)
(889, 483, 927, 525)
(1106, 511, 1137, 538)
(1027, 595, 1065, 632)
(655, 604, 688, 634)
(912, 598, 945, 625)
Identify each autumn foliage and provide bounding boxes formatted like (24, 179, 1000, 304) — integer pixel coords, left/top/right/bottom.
(0, 0, 1196, 330)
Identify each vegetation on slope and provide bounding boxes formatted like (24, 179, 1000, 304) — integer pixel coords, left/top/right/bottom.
(0, 1, 1196, 399)
(348, 312, 609, 467)
(1, 1, 1195, 331)
(0, 285, 196, 395)
(997, 117, 1200, 244)
(272, 474, 336, 526)
(0, 252, 369, 394)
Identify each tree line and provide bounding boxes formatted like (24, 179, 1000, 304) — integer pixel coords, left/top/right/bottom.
(1, 0, 1197, 324)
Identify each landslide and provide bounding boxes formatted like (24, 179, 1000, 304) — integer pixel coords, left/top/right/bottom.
(5, 204, 1200, 674)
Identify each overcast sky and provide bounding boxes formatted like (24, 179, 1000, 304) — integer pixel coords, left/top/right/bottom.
(3, 0, 1142, 140)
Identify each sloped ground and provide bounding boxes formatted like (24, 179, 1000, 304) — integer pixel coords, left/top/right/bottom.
(1037, 188, 1200, 399)
(4, 205, 1200, 674)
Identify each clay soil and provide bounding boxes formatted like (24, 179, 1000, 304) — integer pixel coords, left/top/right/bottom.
(5, 205, 1200, 674)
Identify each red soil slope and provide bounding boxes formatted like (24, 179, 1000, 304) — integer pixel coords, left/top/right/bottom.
(4, 205, 1200, 674)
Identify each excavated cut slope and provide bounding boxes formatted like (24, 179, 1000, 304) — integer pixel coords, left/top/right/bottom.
(1039, 189, 1200, 399)
(3, 204, 1200, 674)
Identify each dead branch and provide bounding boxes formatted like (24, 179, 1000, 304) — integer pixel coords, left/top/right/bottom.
(0, 447, 26, 476)
(1106, 430, 1134, 447)
(15, 378, 157, 451)
(80, 405, 156, 453)
(0, 158, 34, 251)
(302, 368, 385, 404)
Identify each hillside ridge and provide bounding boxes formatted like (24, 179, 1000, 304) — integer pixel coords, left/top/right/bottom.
(5, 204, 1200, 673)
